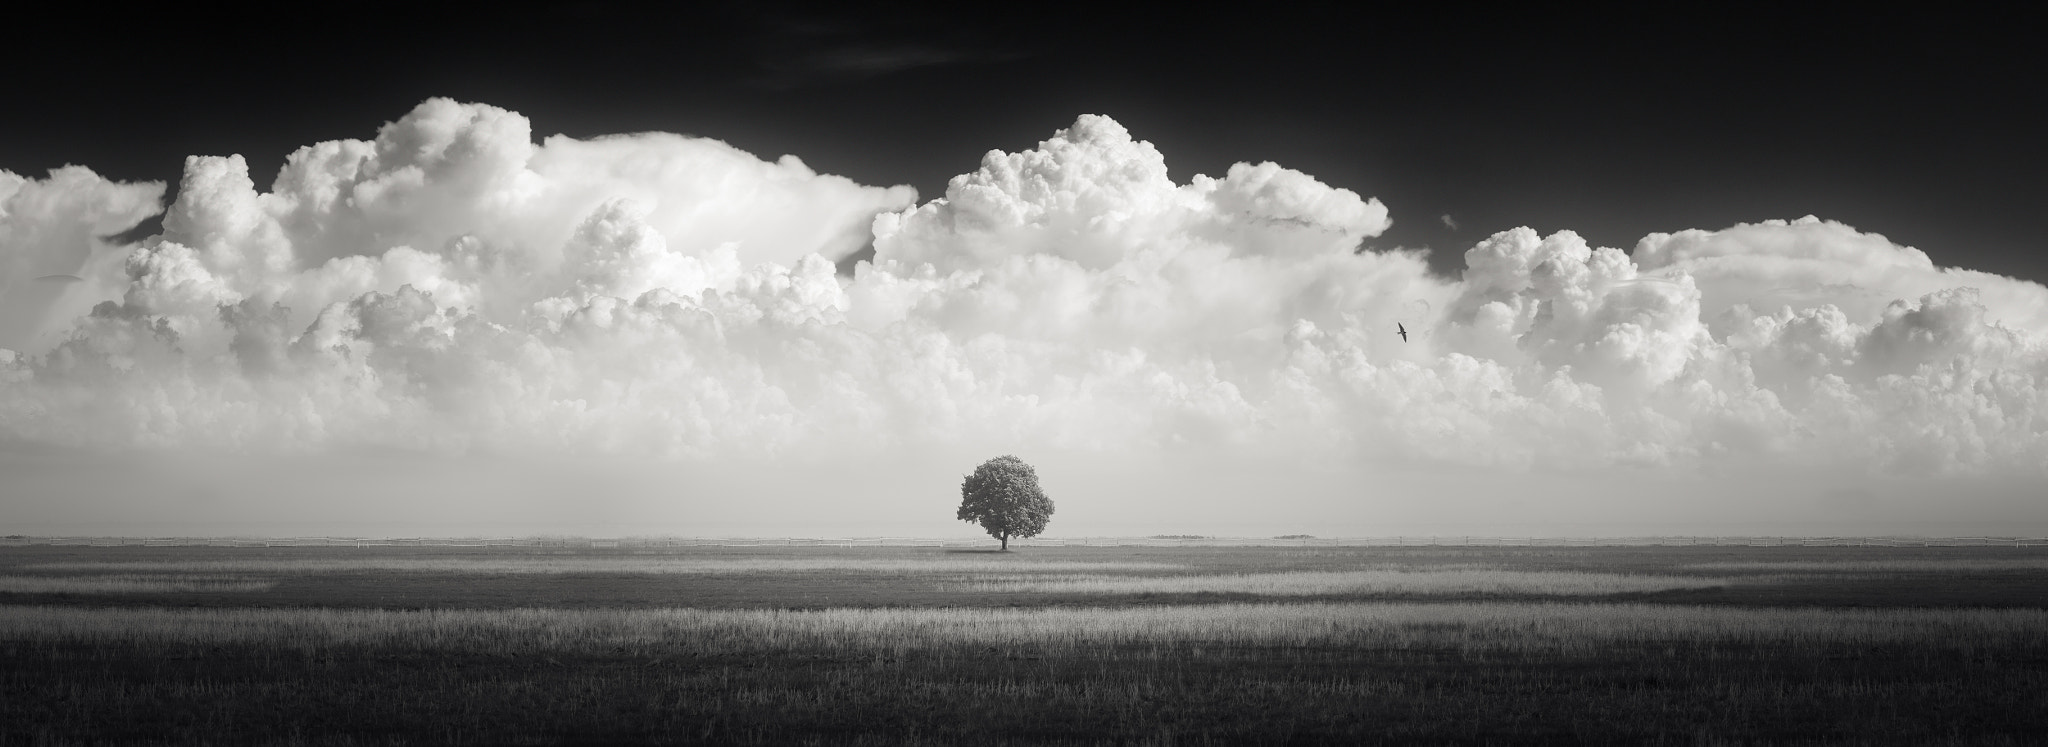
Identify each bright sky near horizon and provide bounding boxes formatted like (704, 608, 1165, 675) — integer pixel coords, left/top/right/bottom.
(1, 6, 2043, 537)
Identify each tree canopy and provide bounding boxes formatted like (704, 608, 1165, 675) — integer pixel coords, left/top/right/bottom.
(956, 455, 1054, 550)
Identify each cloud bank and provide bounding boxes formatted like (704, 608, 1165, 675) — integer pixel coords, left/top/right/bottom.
(2, 99, 2044, 500)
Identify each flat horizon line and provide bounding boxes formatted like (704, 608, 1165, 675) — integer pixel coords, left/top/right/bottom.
(6, 536, 2046, 548)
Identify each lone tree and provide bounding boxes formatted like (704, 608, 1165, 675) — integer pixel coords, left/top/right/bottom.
(957, 455, 1054, 551)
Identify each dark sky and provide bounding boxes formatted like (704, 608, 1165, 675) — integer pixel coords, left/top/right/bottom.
(7, 2, 2043, 282)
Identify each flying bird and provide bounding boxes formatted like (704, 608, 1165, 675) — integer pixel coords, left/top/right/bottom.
(1397, 323, 1407, 342)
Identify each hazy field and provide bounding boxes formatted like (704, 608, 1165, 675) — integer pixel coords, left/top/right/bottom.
(4, 543, 2047, 744)
(23, 556, 1190, 576)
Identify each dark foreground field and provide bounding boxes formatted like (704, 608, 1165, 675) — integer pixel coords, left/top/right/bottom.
(4, 544, 2047, 745)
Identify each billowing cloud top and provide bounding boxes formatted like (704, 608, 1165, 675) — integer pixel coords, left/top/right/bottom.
(2, 99, 2045, 484)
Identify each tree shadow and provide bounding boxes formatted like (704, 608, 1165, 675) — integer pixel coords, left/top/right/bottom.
(943, 548, 1009, 554)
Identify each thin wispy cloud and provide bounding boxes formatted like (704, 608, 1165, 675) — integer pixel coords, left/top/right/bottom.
(736, 4, 1026, 89)
(759, 44, 972, 84)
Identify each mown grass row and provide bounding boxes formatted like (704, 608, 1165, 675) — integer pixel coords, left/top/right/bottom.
(4, 566, 1749, 600)
(0, 575, 275, 594)
(4, 602, 2043, 657)
(954, 570, 1742, 596)
(1683, 558, 2048, 572)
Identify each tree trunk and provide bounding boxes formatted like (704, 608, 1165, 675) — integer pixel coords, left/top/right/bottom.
(1000, 533, 1009, 551)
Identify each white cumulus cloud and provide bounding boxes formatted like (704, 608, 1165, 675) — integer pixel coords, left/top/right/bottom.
(0, 167, 164, 352)
(1, 99, 2044, 534)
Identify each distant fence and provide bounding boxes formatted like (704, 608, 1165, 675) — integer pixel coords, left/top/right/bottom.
(2, 536, 2046, 549)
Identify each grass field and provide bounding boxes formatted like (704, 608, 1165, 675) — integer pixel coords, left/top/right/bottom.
(954, 569, 1741, 596)
(4, 543, 2047, 744)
